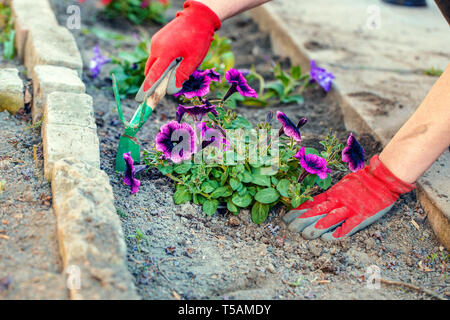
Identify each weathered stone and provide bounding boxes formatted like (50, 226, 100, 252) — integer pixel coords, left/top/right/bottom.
(0, 68, 24, 114)
(11, 0, 58, 61)
(417, 151, 450, 250)
(42, 92, 99, 180)
(25, 24, 83, 76)
(250, 0, 450, 248)
(32, 65, 85, 123)
(51, 158, 138, 300)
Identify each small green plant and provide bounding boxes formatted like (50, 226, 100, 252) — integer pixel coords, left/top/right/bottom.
(0, 4, 15, 60)
(128, 228, 148, 252)
(101, 0, 170, 25)
(110, 40, 150, 97)
(424, 67, 443, 77)
(201, 34, 235, 85)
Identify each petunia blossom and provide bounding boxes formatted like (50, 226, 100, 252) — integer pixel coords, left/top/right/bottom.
(176, 103, 218, 123)
(155, 121, 196, 163)
(123, 152, 143, 194)
(197, 122, 229, 151)
(276, 111, 304, 143)
(205, 68, 221, 82)
(294, 147, 330, 180)
(223, 68, 258, 100)
(309, 60, 335, 92)
(174, 70, 213, 99)
(342, 132, 365, 172)
(89, 45, 111, 79)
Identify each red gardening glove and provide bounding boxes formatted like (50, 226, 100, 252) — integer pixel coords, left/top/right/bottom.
(284, 155, 416, 240)
(143, 1, 221, 96)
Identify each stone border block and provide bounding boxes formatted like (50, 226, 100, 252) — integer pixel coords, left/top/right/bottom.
(0, 67, 24, 114)
(32, 65, 86, 123)
(42, 92, 100, 180)
(11, 0, 58, 61)
(25, 24, 83, 77)
(52, 158, 138, 300)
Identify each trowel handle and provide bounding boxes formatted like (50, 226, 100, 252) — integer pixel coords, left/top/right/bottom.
(144, 65, 177, 111)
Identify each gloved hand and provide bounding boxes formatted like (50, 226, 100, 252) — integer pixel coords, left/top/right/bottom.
(284, 155, 416, 240)
(143, 1, 221, 96)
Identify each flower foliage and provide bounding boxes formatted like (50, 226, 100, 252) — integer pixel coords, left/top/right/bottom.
(141, 68, 362, 224)
(79, 0, 170, 25)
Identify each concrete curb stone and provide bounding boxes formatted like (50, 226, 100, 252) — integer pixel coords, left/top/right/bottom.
(32, 65, 86, 124)
(0, 67, 24, 114)
(52, 158, 139, 300)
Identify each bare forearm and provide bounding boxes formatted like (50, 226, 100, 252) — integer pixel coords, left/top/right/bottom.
(196, 0, 272, 20)
(380, 63, 450, 184)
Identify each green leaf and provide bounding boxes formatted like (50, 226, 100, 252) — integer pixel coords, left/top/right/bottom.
(229, 178, 242, 191)
(291, 195, 304, 208)
(203, 199, 219, 216)
(232, 193, 253, 208)
(251, 202, 270, 224)
(227, 201, 239, 214)
(304, 147, 320, 156)
(158, 164, 173, 175)
(173, 186, 192, 205)
(210, 186, 232, 199)
(265, 82, 285, 98)
(303, 174, 318, 188)
(271, 176, 279, 186)
(276, 179, 290, 198)
(317, 174, 332, 190)
(242, 170, 253, 183)
(201, 180, 218, 193)
(281, 95, 304, 105)
(255, 188, 279, 204)
(291, 65, 302, 80)
(229, 116, 252, 129)
(252, 174, 271, 187)
(173, 162, 192, 174)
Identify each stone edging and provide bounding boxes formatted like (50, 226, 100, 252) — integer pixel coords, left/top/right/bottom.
(11, 0, 138, 299)
(248, 5, 450, 250)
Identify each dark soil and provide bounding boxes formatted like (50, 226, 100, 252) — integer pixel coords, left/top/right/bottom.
(49, 0, 448, 300)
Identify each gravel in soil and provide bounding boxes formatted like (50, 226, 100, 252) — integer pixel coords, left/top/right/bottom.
(0, 58, 68, 298)
(51, 0, 449, 300)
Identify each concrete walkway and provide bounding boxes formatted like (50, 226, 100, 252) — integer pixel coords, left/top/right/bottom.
(249, 0, 450, 248)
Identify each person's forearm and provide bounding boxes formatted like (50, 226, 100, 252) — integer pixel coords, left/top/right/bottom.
(196, 0, 272, 21)
(379, 63, 450, 184)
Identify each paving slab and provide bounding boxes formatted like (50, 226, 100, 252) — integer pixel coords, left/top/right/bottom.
(0, 68, 23, 114)
(249, 0, 450, 248)
(11, 0, 58, 61)
(24, 24, 83, 76)
(32, 65, 85, 123)
(42, 92, 100, 180)
(51, 158, 138, 300)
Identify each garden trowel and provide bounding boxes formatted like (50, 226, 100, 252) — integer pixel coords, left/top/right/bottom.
(113, 60, 180, 172)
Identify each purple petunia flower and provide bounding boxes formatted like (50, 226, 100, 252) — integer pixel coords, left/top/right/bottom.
(223, 68, 258, 100)
(309, 60, 335, 92)
(174, 70, 214, 99)
(90, 45, 111, 79)
(294, 147, 330, 180)
(342, 133, 365, 172)
(155, 121, 197, 163)
(276, 111, 304, 142)
(176, 103, 218, 123)
(205, 68, 221, 82)
(123, 152, 141, 194)
(197, 122, 229, 151)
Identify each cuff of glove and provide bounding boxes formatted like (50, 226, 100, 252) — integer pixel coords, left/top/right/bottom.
(369, 155, 416, 194)
(183, 1, 222, 31)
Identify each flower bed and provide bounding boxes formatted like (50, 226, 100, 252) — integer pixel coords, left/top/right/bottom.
(47, 0, 447, 300)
